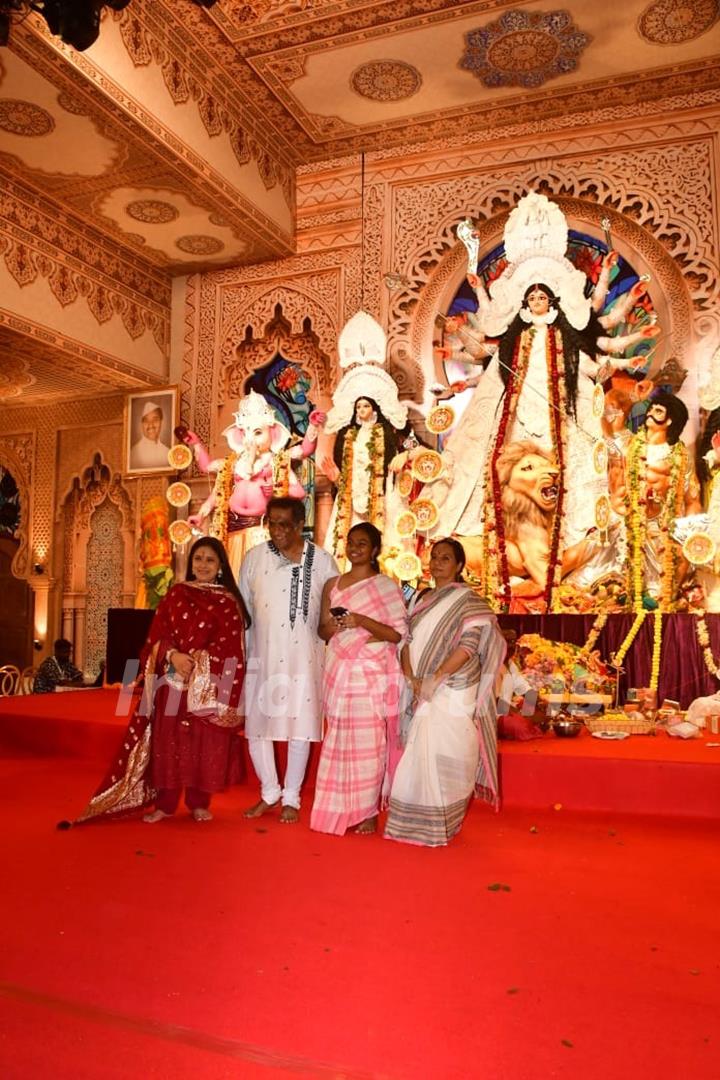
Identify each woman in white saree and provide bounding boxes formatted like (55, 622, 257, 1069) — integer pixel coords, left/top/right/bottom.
(385, 539, 506, 847)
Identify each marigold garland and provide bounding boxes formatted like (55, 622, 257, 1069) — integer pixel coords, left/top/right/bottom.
(485, 325, 566, 612)
(331, 424, 385, 565)
(579, 612, 608, 659)
(209, 451, 239, 545)
(649, 610, 663, 692)
(625, 429, 686, 610)
(695, 614, 720, 680)
(610, 429, 686, 674)
(610, 610, 647, 670)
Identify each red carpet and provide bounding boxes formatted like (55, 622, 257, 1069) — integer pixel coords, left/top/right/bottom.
(3, 689, 719, 818)
(0, 756, 718, 1079)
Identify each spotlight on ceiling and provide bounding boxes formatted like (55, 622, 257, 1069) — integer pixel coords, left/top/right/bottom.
(0, 1, 187, 52)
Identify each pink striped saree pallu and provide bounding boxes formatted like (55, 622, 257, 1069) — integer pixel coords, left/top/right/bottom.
(310, 574, 406, 835)
(385, 584, 505, 847)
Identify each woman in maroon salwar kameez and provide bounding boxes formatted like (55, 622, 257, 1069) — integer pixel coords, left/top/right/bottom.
(77, 538, 248, 825)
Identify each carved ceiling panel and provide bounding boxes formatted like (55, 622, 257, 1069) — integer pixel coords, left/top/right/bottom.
(0, 323, 162, 406)
(201, 0, 720, 159)
(0, 25, 293, 272)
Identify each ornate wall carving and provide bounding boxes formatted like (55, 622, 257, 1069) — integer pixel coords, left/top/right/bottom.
(84, 499, 125, 675)
(181, 248, 362, 455)
(368, 134, 720, 395)
(114, 3, 295, 203)
(0, 172, 171, 354)
(182, 107, 720, 461)
(0, 397, 125, 585)
(58, 454, 135, 669)
(225, 312, 333, 405)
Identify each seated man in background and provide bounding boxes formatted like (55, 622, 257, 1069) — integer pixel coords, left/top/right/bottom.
(33, 639, 84, 694)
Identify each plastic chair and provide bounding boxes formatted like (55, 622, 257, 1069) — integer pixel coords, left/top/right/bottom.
(17, 667, 37, 695)
(0, 665, 21, 696)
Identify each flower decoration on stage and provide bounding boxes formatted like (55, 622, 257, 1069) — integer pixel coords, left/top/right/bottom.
(168, 519, 193, 547)
(460, 10, 591, 91)
(394, 551, 422, 582)
(397, 469, 414, 498)
(166, 482, 191, 508)
(516, 634, 612, 696)
(695, 615, 720, 680)
(410, 497, 439, 532)
(592, 441, 608, 476)
(625, 428, 687, 611)
(167, 444, 193, 471)
(682, 532, 715, 566)
(396, 510, 418, 538)
(672, 514, 715, 566)
(426, 404, 455, 435)
(410, 449, 444, 483)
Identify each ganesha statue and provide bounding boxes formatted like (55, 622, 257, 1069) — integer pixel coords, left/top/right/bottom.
(184, 390, 325, 572)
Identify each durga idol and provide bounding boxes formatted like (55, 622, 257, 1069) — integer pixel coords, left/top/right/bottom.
(428, 192, 659, 610)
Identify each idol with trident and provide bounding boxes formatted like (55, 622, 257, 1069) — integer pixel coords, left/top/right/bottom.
(427, 193, 660, 610)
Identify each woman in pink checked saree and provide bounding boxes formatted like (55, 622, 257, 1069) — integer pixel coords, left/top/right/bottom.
(311, 523, 407, 836)
(385, 539, 506, 847)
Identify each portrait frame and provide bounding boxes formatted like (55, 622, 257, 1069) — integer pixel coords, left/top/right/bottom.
(124, 387, 178, 475)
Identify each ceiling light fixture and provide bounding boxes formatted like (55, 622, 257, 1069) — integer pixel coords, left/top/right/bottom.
(0, 0, 217, 52)
(337, 152, 388, 368)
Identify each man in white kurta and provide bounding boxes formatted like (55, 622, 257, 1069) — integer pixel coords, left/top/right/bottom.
(239, 496, 337, 822)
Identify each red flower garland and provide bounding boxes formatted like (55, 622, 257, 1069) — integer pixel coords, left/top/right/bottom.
(544, 327, 566, 610)
(487, 325, 567, 612)
(488, 330, 531, 611)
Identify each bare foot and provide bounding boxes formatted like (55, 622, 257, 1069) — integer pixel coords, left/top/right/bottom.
(143, 809, 171, 824)
(192, 808, 213, 822)
(243, 799, 279, 819)
(279, 805, 299, 824)
(353, 815, 378, 835)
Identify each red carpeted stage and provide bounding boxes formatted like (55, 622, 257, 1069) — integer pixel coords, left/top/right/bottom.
(2, 690, 719, 1079)
(2, 687, 719, 820)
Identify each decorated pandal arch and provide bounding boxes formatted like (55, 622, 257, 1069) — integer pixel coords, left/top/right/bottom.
(162, 189, 720, 715)
(379, 191, 720, 715)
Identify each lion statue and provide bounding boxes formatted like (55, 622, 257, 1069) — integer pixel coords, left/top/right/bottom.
(458, 441, 595, 597)
(496, 441, 561, 589)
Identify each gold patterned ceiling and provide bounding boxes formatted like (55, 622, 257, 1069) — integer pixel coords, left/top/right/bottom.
(0, 0, 718, 272)
(0, 0, 719, 405)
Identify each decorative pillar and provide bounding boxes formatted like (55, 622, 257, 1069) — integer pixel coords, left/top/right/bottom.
(73, 600, 87, 673)
(62, 606, 74, 643)
(27, 574, 50, 658)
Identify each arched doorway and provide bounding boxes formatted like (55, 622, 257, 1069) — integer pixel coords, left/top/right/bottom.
(0, 465, 32, 669)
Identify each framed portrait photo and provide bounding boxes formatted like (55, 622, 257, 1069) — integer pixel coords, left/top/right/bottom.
(124, 388, 178, 475)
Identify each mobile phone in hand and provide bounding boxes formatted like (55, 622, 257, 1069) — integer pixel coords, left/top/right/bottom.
(330, 606, 349, 617)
